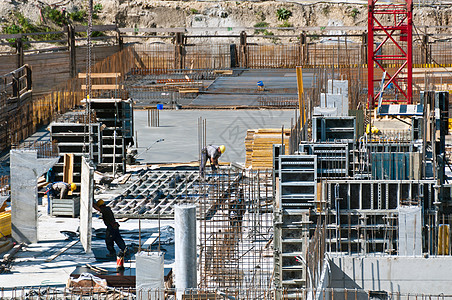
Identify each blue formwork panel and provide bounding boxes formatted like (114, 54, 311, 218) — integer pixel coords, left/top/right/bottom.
(371, 152, 410, 180)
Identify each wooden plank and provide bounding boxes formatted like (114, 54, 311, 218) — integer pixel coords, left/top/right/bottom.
(25, 52, 70, 60)
(119, 27, 186, 33)
(45, 240, 79, 262)
(213, 70, 233, 75)
(81, 84, 123, 90)
(78, 73, 121, 79)
(409, 67, 452, 73)
(179, 88, 199, 93)
(63, 154, 74, 195)
(74, 25, 117, 32)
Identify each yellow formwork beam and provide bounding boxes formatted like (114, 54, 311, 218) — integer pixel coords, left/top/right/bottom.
(438, 224, 450, 255)
(0, 211, 11, 237)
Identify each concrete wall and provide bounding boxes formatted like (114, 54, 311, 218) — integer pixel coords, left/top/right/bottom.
(329, 255, 452, 295)
(10, 150, 58, 243)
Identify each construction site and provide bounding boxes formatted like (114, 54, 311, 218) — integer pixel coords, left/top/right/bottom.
(1, 0, 452, 299)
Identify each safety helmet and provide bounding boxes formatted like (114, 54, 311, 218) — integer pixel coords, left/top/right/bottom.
(70, 183, 77, 191)
(97, 199, 105, 206)
(219, 145, 226, 154)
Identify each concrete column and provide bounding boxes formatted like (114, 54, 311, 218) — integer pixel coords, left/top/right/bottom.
(80, 156, 94, 253)
(10, 150, 58, 243)
(175, 204, 197, 299)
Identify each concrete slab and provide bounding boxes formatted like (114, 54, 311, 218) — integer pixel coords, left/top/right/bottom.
(1, 205, 176, 288)
(329, 255, 452, 294)
(10, 150, 59, 244)
(189, 69, 314, 107)
(134, 109, 294, 164)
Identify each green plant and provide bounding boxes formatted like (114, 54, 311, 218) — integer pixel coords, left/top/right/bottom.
(16, 13, 38, 32)
(91, 31, 104, 37)
(263, 30, 274, 36)
(254, 21, 269, 34)
(278, 20, 293, 28)
(93, 3, 102, 19)
(350, 8, 359, 19)
(310, 35, 319, 41)
(2, 24, 29, 49)
(43, 6, 67, 26)
(190, 8, 199, 14)
(94, 3, 103, 13)
(276, 8, 292, 21)
(69, 9, 86, 22)
(255, 11, 265, 21)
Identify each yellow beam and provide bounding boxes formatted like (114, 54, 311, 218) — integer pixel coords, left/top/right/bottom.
(296, 66, 305, 126)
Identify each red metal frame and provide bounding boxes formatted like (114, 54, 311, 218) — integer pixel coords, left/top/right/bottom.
(368, 0, 413, 107)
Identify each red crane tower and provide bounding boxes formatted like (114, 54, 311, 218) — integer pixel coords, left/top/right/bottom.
(368, 0, 413, 108)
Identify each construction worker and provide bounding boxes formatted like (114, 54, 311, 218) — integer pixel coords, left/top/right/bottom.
(94, 200, 127, 258)
(200, 144, 226, 177)
(45, 182, 76, 200)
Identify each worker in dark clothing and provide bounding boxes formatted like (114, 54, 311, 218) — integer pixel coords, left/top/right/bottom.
(200, 144, 226, 177)
(94, 200, 127, 257)
(45, 182, 76, 199)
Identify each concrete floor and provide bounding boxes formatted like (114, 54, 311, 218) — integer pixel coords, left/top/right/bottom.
(134, 109, 295, 164)
(1, 205, 175, 288)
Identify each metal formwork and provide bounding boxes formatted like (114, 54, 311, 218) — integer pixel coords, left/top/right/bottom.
(312, 116, 356, 142)
(279, 155, 317, 209)
(109, 170, 204, 218)
(321, 179, 436, 255)
(299, 143, 349, 178)
(49, 122, 102, 184)
(274, 155, 317, 291)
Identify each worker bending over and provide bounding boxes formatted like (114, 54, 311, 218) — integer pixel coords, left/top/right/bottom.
(200, 144, 225, 177)
(45, 182, 76, 199)
(94, 200, 127, 258)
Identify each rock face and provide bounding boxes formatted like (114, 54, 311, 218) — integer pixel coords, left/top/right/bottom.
(1, 0, 452, 31)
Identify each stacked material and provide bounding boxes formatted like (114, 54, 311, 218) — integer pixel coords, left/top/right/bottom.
(0, 211, 11, 236)
(245, 129, 290, 169)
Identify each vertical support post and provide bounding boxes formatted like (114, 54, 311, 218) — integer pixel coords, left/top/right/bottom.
(116, 26, 123, 51)
(26, 65, 32, 91)
(423, 34, 429, 65)
(240, 31, 248, 68)
(175, 32, 185, 70)
(16, 36, 24, 69)
(361, 32, 367, 66)
(406, 0, 413, 104)
(296, 66, 305, 130)
(68, 25, 76, 78)
(367, 1, 374, 110)
(299, 32, 307, 66)
(230, 44, 238, 68)
(175, 204, 197, 300)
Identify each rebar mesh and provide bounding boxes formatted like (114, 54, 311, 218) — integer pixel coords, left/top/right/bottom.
(198, 169, 274, 292)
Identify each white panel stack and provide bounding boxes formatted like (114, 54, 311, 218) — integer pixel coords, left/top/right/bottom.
(136, 251, 165, 300)
(315, 80, 349, 117)
(398, 205, 422, 256)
